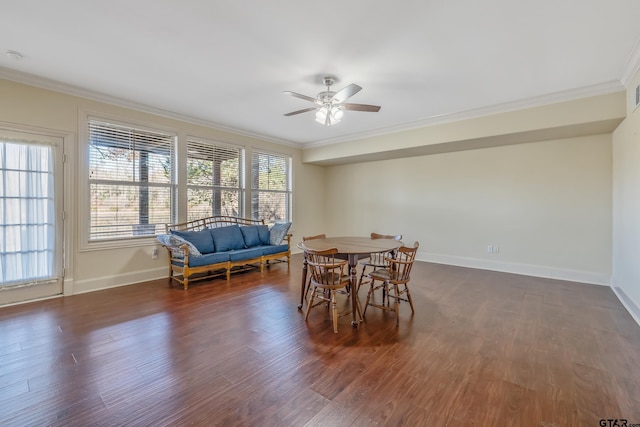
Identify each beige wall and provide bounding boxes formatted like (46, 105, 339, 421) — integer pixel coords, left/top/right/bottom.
(0, 78, 325, 295)
(290, 161, 326, 243)
(0, 75, 630, 306)
(612, 68, 640, 321)
(322, 135, 613, 284)
(303, 92, 625, 166)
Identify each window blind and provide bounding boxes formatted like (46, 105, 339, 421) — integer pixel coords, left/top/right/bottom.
(88, 119, 175, 240)
(186, 139, 243, 220)
(250, 151, 291, 223)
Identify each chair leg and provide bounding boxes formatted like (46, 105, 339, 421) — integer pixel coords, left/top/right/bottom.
(381, 277, 387, 306)
(393, 284, 400, 325)
(363, 279, 375, 318)
(304, 287, 316, 321)
(405, 284, 415, 314)
(383, 281, 391, 307)
(357, 266, 368, 294)
(303, 277, 312, 302)
(307, 281, 313, 302)
(331, 290, 339, 333)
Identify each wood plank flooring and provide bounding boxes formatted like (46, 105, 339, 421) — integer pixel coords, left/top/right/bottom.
(1, 254, 639, 426)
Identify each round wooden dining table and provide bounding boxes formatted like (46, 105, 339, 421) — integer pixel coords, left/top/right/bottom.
(297, 236, 403, 327)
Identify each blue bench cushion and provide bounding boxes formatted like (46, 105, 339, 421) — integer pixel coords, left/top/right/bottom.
(210, 224, 246, 252)
(227, 247, 264, 262)
(184, 251, 230, 268)
(170, 229, 214, 254)
(260, 244, 289, 256)
(257, 225, 270, 245)
(240, 225, 261, 247)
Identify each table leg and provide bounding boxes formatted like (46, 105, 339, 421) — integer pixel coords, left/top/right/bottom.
(298, 255, 308, 310)
(349, 254, 360, 327)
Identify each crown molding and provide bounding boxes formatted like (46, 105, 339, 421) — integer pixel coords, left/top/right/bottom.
(0, 67, 302, 149)
(305, 80, 625, 149)
(620, 37, 640, 87)
(1, 66, 626, 151)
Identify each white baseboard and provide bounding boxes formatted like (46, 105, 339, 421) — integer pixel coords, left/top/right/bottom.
(71, 267, 168, 294)
(610, 279, 640, 327)
(63, 278, 74, 296)
(294, 248, 610, 285)
(418, 252, 610, 286)
(0, 293, 63, 308)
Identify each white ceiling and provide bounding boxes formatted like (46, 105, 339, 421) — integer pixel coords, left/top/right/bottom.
(2, 0, 640, 147)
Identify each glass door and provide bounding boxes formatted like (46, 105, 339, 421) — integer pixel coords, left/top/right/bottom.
(0, 129, 64, 305)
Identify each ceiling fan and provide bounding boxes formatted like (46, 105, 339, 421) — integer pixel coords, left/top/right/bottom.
(283, 76, 381, 126)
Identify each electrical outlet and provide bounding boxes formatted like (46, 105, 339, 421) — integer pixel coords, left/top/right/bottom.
(151, 247, 159, 259)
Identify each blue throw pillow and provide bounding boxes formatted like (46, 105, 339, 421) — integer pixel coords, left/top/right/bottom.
(257, 225, 270, 245)
(240, 225, 261, 247)
(170, 229, 214, 254)
(210, 224, 246, 252)
(269, 222, 291, 245)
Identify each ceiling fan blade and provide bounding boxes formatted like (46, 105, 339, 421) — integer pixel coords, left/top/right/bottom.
(283, 91, 320, 104)
(283, 107, 318, 117)
(341, 103, 381, 112)
(332, 84, 362, 103)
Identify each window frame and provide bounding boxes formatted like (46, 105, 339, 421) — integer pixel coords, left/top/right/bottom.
(185, 136, 245, 221)
(0, 132, 62, 287)
(79, 112, 295, 251)
(249, 150, 292, 224)
(0, 121, 72, 303)
(79, 111, 178, 251)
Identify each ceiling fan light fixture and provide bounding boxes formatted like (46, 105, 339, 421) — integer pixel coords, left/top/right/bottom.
(332, 107, 344, 121)
(315, 106, 343, 126)
(284, 75, 380, 126)
(315, 107, 328, 124)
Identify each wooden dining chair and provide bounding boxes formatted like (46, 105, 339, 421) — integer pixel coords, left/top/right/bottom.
(301, 234, 326, 304)
(363, 241, 419, 325)
(356, 233, 402, 293)
(304, 247, 351, 333)
(303, 234, 326, 242)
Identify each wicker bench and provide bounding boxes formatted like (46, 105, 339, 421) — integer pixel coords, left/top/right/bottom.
(158, 215, 291, 289)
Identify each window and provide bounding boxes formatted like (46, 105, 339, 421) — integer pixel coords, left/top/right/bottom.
(186, 138, 243, 221)
(88, 119, 175, 240)
(0, 139, 57, 286)
(250, 151, 291, 223)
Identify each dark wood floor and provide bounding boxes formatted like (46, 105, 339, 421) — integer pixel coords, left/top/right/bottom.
(1, 254, 639, 426)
